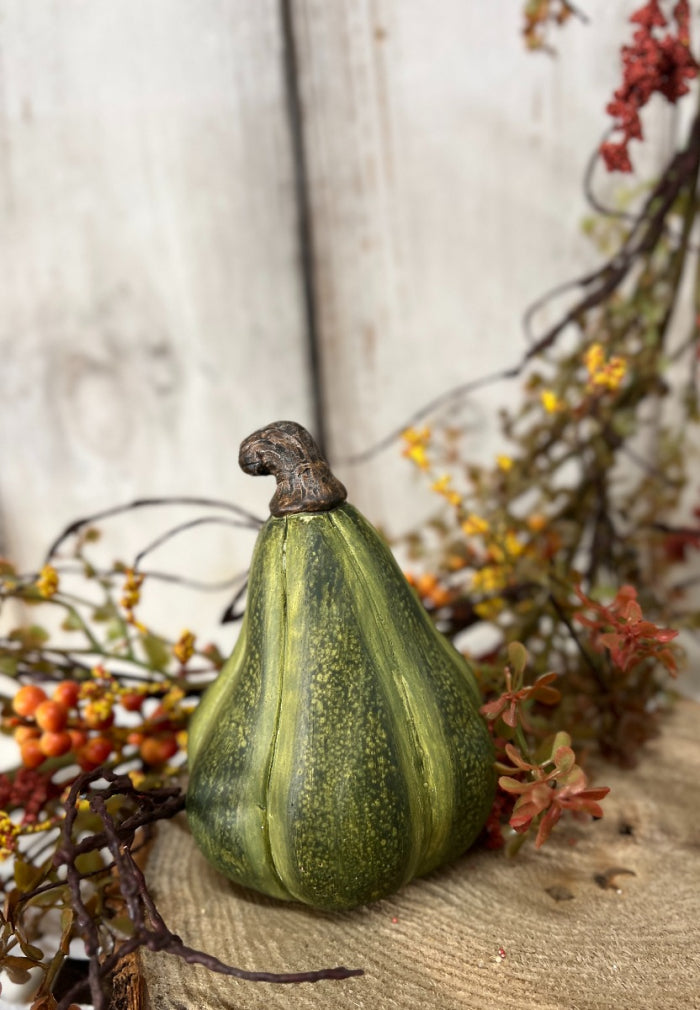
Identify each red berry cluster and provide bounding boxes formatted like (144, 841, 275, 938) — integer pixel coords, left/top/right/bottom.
(0, 766, 62, 824)
(602, 0, 698, 172)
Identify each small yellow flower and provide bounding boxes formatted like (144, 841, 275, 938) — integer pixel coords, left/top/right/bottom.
(402, 426, 431, 446)
(128, 770, 146, 789)
(408, 444, 429, 469)
(462, 514, 490, 537)
(430, 474, 462, 507)
(23, 819, 55, 836)
(474, 597, 505, 620)
(504, 530, 525, 558)
(600, 356, 627, 390)
(431, 473, 450, 494)
(541, 389, 564, 413)
(401, 427, 431, 471)
(496, 455, 513, 472)
(471, 565, 508, 594)
(163, 686, 185, 711)
(584, 343, 605, 377)
(584, 343, 627, 392)
(0, 813, 20, 859)
(173, 630, 196, 665)
(36, 564, 59, 599)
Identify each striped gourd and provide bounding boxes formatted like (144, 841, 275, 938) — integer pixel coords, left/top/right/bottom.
(186, 421, 495, 911)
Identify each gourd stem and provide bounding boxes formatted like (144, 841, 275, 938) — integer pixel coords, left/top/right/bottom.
(239, 421, 347, 517)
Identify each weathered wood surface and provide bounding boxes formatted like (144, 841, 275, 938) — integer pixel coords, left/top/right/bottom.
(2, 1, 698, 687)
(0, 1, 686, 571)
(0, 0, 313, 600)
(292, 0, 680, 530)
(129, 698, 700, 1010)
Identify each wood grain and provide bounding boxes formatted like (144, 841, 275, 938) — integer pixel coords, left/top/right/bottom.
(0, 1, 312, 627)
(0, 1, 695, 649)
(130, 698, 700, 1010)
(290, 0, 680, 534)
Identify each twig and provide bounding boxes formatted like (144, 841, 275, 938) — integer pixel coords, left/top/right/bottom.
(44, 770, 362, 1010)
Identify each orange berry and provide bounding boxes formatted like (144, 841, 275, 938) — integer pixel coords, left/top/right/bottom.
(149, 706, 177, 732)
(78, 736, 113, 770)
(127, 731, 144, 746)
(139, 735, 178, 766)
(14, 725, 40, 745)
(68, 728, 88, 750)
(446, 554, 467, 571)
(415, 573, 438, 597)
(34, 700, 68, 733)
(429, 585, 453, 608)
(120, 692, 145, 712)
(39, 730, 73, 758)
(20, 739, 45, 769)
(12, 684, 48, 718)
(53, 680, 80, 709)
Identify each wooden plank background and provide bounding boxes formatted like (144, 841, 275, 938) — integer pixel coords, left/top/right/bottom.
(0, 1, 694, 646)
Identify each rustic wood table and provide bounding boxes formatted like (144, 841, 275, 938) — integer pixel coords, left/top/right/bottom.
(113, 698, 700, 1010)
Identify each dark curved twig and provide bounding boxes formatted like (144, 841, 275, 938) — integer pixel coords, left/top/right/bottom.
(342, 108, 700, 467)
(45, 559, 248, 595)
(45, 769, 362, 1010)
(44, 497, 265, 563)
(133, 516, 260, 570)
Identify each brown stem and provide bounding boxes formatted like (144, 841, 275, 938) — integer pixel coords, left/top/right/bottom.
(239, 421, 347, 517)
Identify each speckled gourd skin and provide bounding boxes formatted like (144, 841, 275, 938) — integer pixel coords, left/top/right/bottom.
(186, 503, 495, 911)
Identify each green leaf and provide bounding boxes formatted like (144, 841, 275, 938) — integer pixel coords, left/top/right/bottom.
(60, 611, 85, 632)
(17, 937, 45, 961)
(9, 625, 50, 649)
(75, 851, 105, 876)
(549, 730, 572, 756)
(60, 908, 74, 954)
(0, 655, 18, 677)
(106, 618, 126, 641)
(498, 775, 530, 795)
(3, 955, 34, 984)
(140, 632, 171, 672)
(507, 641, 529, 678)
(553, 746, 576, 774)
(14, 856, 51, 894)
(109, 915, 136, 938)
(92, 602, 119, 622)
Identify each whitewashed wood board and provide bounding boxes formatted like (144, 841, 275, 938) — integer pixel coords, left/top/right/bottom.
(292, 0, 684, 530)
(0, 0, 313, 648)
(0, 1, 697, 670)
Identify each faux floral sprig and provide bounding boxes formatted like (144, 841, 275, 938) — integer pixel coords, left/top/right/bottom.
(479, 643, 611, 852)
(497, 734, 610, 849)
(601, 0, 698, 172)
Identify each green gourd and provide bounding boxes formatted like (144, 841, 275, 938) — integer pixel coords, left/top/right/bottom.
(186, 421, 495, 911)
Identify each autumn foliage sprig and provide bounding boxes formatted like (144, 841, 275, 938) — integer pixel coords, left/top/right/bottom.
(477, 583, 679, 851)
(397, 0, 698, 771)
(601, 0, 698, 172)
(478, 642, 611, 853)
(521, 1, 587, 54)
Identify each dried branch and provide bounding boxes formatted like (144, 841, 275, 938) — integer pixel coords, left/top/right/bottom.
(38, 770, 363, 1010)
